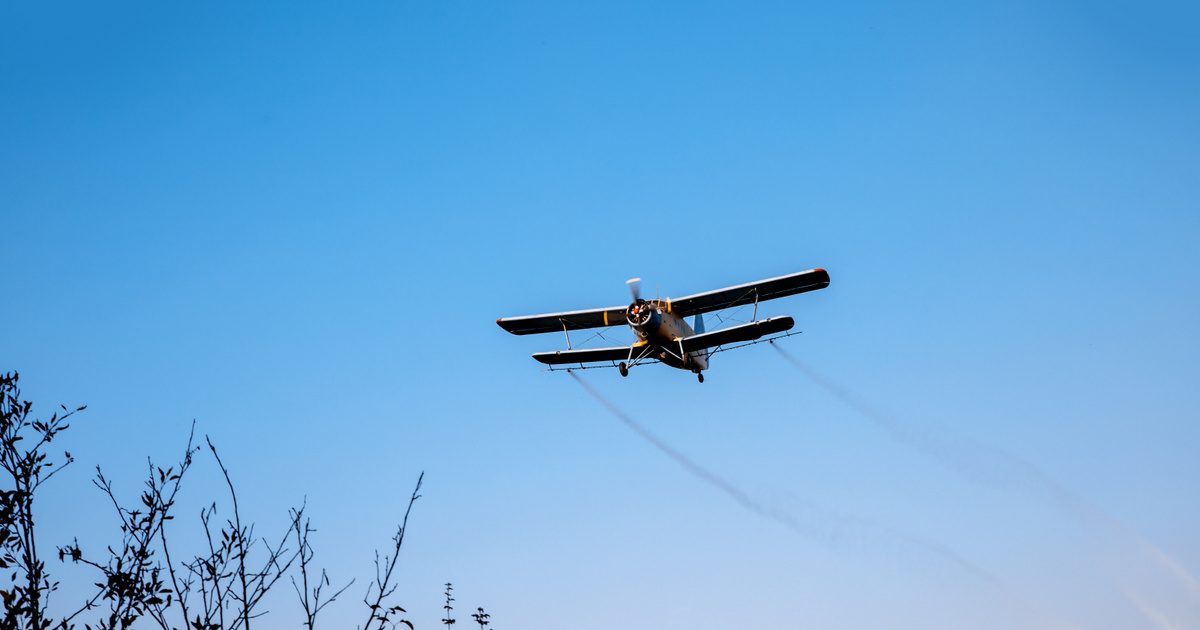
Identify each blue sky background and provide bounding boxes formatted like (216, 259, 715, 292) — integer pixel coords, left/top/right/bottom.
(3, 1, 1198, 628)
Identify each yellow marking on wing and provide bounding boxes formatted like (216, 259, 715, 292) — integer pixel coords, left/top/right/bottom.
(633, 340, 649, 346)
(603, 310, 609, 326)
(667, 298, 672, 313)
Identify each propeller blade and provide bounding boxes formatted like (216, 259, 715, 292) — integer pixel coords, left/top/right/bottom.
(626, 277, 642, 301)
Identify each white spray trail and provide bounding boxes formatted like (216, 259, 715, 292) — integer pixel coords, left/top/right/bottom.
(568, 370, 1064, 628)
(771, 344, 1200, 626)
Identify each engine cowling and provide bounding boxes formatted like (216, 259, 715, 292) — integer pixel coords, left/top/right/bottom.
(626, 300, 660, 332)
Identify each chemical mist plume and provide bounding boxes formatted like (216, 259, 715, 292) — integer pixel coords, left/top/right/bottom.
(570, 371, 793, 528)
(770, 344, 1069, 498)
(567, 371, 1055, 626)
(771, 344, 1200, 624)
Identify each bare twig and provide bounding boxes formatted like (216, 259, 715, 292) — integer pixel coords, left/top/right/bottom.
(207, 436, 252, 630)
(291, 505, 355, 629)
(361, 472, 423, 630)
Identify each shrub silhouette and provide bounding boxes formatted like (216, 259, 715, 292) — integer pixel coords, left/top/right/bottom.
(1, 370, 83, 628)
(0, 372, 491, 629)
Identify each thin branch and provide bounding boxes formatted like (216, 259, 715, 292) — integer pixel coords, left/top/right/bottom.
(206, 436, 251, 630)
(361, 472, 423, 630)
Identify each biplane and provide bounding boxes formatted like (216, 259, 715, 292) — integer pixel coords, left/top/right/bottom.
(496, 268, 829, 382)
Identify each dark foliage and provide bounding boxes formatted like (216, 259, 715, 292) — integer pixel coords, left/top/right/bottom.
(440, 583, 454, 629)
(470, 607, 489, 630)
(1, 370, 82, 629)
(0, 372, 484, 629)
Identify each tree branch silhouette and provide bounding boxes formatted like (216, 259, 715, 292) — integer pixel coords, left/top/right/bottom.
(361, 472, 423, 630)
(3, 373, 441, 629)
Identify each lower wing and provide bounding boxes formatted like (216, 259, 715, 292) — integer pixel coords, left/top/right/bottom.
(679, 316, 794, 352)
(532, 345, 639, 365)
(530, 317, 793, 365)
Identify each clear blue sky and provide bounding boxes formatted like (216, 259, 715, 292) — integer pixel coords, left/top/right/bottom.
(3, 1, 1198, 628)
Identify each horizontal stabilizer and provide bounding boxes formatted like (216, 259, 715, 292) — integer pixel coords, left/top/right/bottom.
(532, 345, 634, 365)
(679, 316, 794, 352)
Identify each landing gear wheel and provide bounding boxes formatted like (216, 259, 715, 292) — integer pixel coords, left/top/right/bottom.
(697, 373, 705, 383)
(619, 362, 629, 377)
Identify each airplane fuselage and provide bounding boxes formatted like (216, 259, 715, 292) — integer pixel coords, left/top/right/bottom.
(626, 300, 709, 373)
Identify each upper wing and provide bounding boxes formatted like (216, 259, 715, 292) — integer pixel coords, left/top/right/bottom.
(532, 345, 635, 365)
(670, 268, 829, 317)
(497, 306, 627, 335)
(680, 316, 794, 352)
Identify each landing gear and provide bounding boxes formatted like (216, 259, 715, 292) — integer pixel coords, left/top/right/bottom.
(697, 373, 704, 383)
(619, 362, 629, 377)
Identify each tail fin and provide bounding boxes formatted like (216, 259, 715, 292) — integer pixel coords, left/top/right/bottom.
(693, 314, 709, 358)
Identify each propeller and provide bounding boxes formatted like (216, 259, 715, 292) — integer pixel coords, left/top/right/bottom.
(625, 277, 642, 301)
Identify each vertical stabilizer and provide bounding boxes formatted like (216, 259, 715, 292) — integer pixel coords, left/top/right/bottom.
(693, 314, 709, 358)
